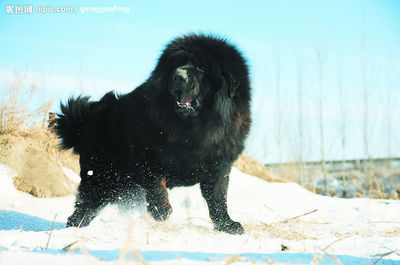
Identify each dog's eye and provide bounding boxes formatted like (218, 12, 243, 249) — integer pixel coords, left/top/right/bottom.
(196, 66, 205, 73)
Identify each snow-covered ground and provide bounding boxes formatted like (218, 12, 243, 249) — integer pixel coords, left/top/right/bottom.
(0, 163, 399, 264)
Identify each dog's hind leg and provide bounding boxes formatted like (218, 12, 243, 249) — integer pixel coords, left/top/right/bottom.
(66, 185, 107, 227)
(67, 159, 109, 228)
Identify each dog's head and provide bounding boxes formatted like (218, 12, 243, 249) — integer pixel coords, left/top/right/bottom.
(152, 34, 248, 120)
(168, 63, 206, 117)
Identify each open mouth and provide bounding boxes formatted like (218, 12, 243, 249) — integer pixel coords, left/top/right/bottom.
(176, 93, 194, 109)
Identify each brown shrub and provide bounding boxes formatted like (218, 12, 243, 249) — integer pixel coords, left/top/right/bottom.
(0, 72, 79, 197)
(234, 154, 287, 183)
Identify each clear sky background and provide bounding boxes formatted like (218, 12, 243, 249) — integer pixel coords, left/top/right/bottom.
(1, 0, 399, 163)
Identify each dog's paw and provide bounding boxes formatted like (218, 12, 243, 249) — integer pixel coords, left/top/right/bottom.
(215, 221, 244, 235)
(147, 202, 172, 221)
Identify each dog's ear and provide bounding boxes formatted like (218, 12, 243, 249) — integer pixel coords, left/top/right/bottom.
(223, 72, 240, 98)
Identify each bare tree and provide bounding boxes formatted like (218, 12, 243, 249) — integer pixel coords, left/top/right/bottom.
(385, 71, 393, 169)
(274, 57, 284, 169)
(361, 33, 379, 189)
(361, 34, 370, 161)
(296, 61, 305, 183)
(386, 82, 392, 159)
(312, 15, 328, 194)
(338, 69, 347, 170)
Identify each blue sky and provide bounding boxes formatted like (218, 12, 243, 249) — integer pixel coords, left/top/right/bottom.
(1, 0, 399, 163)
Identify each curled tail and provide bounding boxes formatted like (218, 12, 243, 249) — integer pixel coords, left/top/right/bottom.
(55, 96, 91, 154)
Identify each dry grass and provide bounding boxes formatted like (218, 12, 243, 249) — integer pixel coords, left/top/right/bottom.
(245, 222, 314, 241)
(0, 132, 79, 197)
(384, 227, 400, 237)
(266, 161, 400, 199)
(0, 72, 50, 134)
(234, 154, 287, 183)
(0, 72, 79, 197)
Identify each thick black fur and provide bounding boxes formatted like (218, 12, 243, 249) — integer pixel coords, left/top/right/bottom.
(56, 34, 251, 234)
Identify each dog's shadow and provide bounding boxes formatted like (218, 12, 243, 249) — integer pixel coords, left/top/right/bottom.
(0, 210, 66, 231)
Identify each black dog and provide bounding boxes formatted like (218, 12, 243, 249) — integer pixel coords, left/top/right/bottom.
(56, 34, 251, 234)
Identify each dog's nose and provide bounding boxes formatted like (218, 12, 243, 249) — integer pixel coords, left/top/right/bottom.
(172, 68, 188, 84)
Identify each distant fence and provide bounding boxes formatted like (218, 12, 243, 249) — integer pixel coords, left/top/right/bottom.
(265, 157, 400, 172)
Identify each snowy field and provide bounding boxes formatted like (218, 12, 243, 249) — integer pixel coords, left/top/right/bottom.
(0, 163, 399, 265)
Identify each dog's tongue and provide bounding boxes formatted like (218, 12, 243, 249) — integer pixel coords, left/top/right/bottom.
(180, 93, 193, 104)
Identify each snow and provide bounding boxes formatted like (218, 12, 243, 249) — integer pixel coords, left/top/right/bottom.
(62, 167, 81, 184)
(0, 163, 399, 264)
